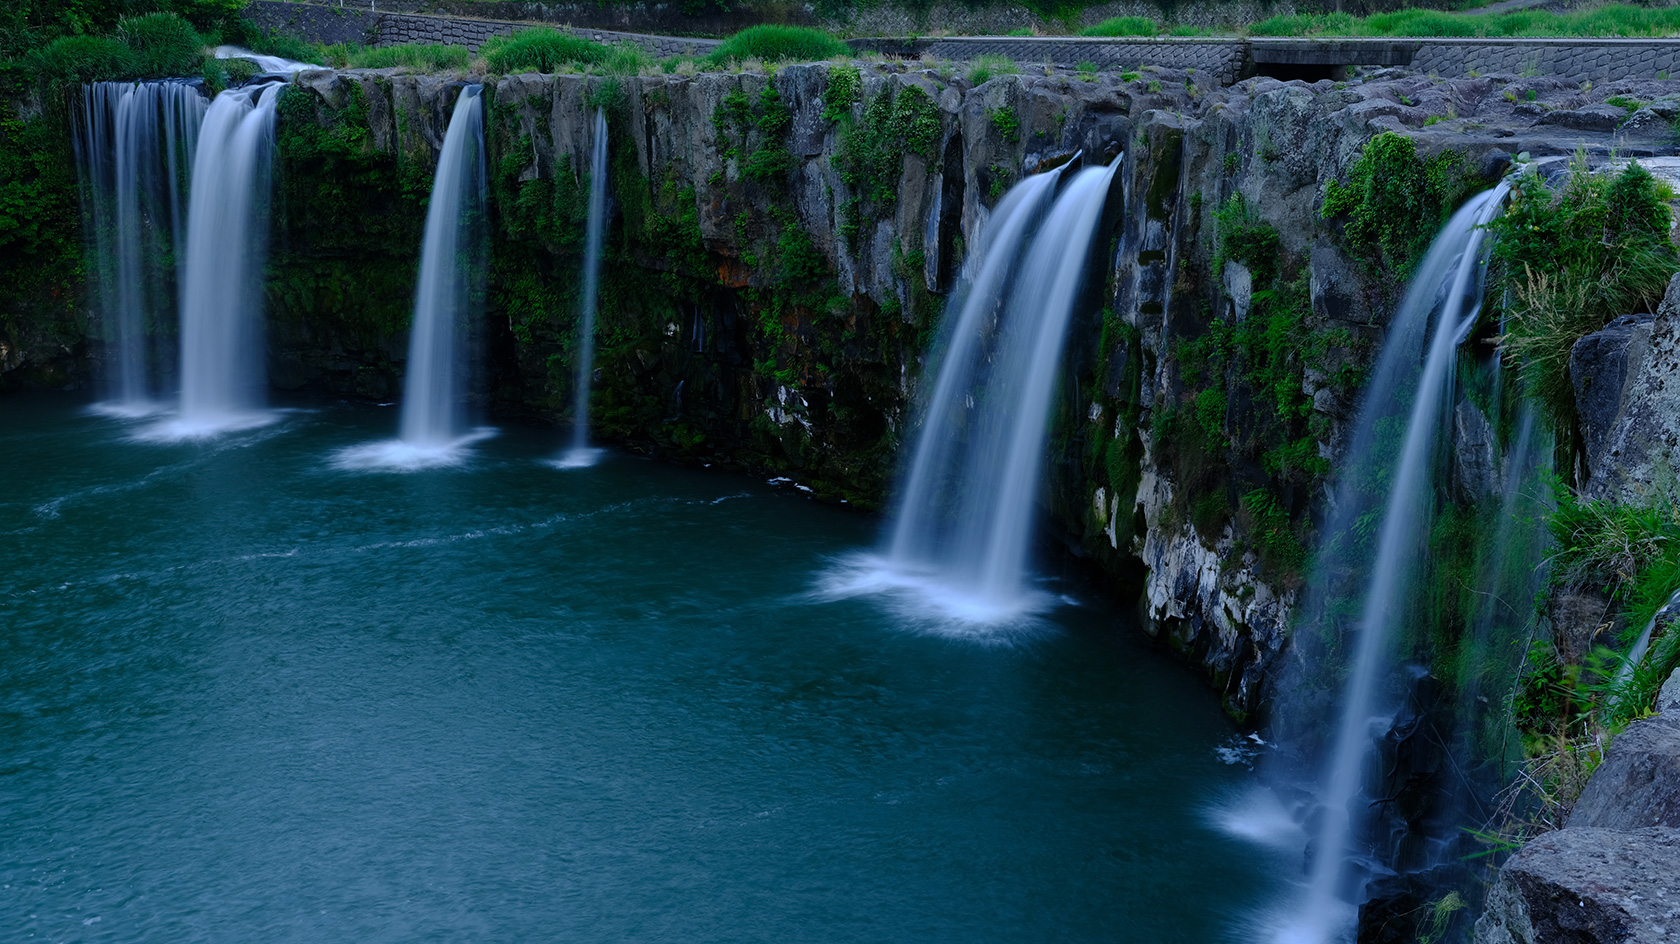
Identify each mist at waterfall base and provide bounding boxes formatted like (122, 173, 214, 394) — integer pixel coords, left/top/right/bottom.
(1212, 184, 1540, 944)
(334, 86, 493, 472)
(136, 82, 281, 441)
(821, 159, 1121, 631)
(1, 394, 1286, 944)
(552, 107, 609, 471)
(73, 81, 206, 416)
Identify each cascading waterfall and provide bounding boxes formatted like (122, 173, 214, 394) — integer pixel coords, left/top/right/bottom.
(73, 81, 205, 414)
(1272, 182, 1510, 944)
(555, 107, 609, 469)
(335, 85, 490, 470)
(835, 157, 1120, 624)
(161, 82, 282, 439)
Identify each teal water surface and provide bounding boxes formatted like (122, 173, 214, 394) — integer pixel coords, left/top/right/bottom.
(1, 396, 1285, 943)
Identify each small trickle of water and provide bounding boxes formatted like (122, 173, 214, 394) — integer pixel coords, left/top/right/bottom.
(557, 108, 609, 470)
(165, 83, 282, 440)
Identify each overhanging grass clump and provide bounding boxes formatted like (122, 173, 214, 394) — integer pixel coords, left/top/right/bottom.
(1080, 16, 1158, 36)
(482, 28, 610, 74)
(1490, 158, 1677, 429)
(1252, 4, 1680, 37)
(703, 26, 847, 67)
(347, 43, 469, 71)
(27, 12, 207, 85)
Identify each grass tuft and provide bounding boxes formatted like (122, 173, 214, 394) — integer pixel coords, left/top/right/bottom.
(703, 26, 848, 68)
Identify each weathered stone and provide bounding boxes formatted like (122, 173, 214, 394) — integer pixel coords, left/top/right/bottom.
(1569, 716, 1680, 831)
(1571, 311, 1656, 484)
(1590, 273, 1680, 502)
(1550, 590, 1616, 665)
(1538, 104, 1626, 132)
(1473, 827, 1680, 944)
(1661, 669, 1680, 714)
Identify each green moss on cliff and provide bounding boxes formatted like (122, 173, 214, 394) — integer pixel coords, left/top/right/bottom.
(1322, 132, 1473, 282)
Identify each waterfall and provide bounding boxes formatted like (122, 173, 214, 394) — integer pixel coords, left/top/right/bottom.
(830, 157, 1120, 625)
(73, 81, 206, 414)
(334, 86, 492, 471)
(1273, 182, 1509, 944)
(555, 107, 609, 469)
(161, 83, 282, 439)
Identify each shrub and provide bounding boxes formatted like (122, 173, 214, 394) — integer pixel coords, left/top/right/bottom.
(349, 43, 469, 71)
(1491, 158, 1678, 426)
(703, 26, 848, 67)
(1321, 132, 1471, 279)
(28, 35, 141, 83)
(117, 13, 205, 77)
(1080, 16, 1157, 36)
(966, 53, 1017, 85)
(481, 28, 609, 74)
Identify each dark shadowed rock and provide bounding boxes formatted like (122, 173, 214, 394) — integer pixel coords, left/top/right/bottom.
(1474, 827, 1680, 944)
(1569, 716, 1680, 831)
(1538, 105, 1625, 133)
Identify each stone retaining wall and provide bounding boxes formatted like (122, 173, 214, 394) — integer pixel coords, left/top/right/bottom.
(246, 2, 1680, 85)
(373, 11, 719, 57)
(851, 36, 1248, 85)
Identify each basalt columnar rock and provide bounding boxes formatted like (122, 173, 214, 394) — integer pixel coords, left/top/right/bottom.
(13, 62, 1680, 718)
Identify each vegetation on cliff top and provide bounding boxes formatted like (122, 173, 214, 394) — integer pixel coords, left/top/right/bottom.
(1253, 4, 1680, 38)
(703, 25, 848, 67)
(1490, 158, 1677, 438)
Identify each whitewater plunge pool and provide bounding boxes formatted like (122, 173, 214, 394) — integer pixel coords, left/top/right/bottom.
(1, 396, 1287, 943)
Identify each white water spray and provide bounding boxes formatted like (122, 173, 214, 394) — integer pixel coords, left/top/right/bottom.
(556, 107, 609, 470)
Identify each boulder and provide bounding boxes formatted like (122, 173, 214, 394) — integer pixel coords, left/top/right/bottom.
(1571, 312, 1655, 482)
(1590, 274, 1680, 502)
(1473, 827, 1680, 944)
(1537, 105, 1625, 133)
(1661, 669, 1680, 714)
(1568, 716, 1680, 831)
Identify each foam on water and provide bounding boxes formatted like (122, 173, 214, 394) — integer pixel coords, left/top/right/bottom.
(548, 447, 604, 470)
(813, 552, 1056, 643)
(133, 408, 283, 443)
(330, 427, 498, 472)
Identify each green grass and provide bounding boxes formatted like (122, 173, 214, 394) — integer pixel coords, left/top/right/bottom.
(1490, 158, 1677, 430)
(702, 25, 848, 67)
(481, 28, 610, 74)
(967, 53, 1017, 85)
(1080, 16, 1157, 36)
(346, 43, 470, 71)
(25, 11, 211, 85)
(1252, 4, 1680, 38)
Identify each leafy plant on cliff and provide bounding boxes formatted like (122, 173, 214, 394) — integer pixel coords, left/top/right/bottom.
(1322, 132, 1472, 282)
(1490, 158, 1678, 433)
(822, 64, 860, 123)
(834, 84, 941, 251)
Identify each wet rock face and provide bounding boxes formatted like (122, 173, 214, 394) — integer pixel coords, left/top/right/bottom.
(1572, 312, 1656, 483)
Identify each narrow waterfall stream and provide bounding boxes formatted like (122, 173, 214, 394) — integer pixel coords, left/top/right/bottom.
(73, 81, 205, 414)
(163, 83, 282, 439)
(835, 157, 1122, 626)
(1268, 183, 1511, 944)
(555, 107, 609, 469)
(335, 85, 489, 471)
